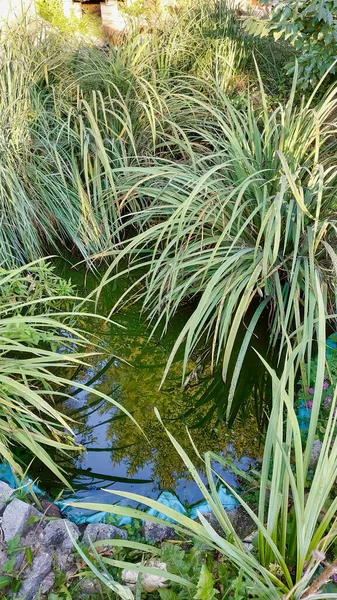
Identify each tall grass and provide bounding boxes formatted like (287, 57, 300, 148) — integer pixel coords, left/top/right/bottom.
(96, 67, 337, 419)
(0, 259, 138, 486)
(70, 286, 337, 599)
(0, 0, 291, 267)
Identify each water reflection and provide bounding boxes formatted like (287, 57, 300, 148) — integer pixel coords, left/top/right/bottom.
(33, 257, 269, 506)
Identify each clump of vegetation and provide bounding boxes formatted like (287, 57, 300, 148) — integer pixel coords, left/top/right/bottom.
(2, 2, 337, 599)
(71, 298, 337, 599)
(97, 65, 337, 419)
(246, 0, 337, 90)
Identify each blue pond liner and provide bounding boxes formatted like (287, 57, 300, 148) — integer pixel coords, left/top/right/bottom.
(2, 334, 336, 526)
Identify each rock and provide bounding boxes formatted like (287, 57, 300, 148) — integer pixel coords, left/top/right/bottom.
(310, 439, 322, 469)
(38, 498, 62, 518)
(2, 499, 43, 541)
(81, 579, 100, 595)
(52, 548, 76, 572)
(200, 508, 255, 540)
(242, 530, 258, 552)
(143, 522, 175, 543)
(122, 560, 168, 592)
(83, 523, 127, 546)
(20, 527, 44, 552)
(42, 519, 80, 551)
(18, 552, 53, 600)
(0, 481, 14, 507)
(0, 546, 7, 571)
(226, 507, 256, 540)
(39, 570, 55, 595)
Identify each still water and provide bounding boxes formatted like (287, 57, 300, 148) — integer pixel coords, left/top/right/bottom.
(34, 257, 270, 509)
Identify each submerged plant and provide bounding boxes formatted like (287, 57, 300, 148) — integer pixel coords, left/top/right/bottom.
(70, 284, 337, 599)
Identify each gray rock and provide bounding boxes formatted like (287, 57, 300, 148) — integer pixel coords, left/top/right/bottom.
(242, 530, 258, 552)
(42, 519, 80, 551)
(199, 508, 255, 540)
(2, 499, 43, 541)
(20, 528, 44, 551)
(18, 552, 52, 600)
(83, 523, 127, 546)
(52, 548, 76, 573)
(226, 508, 256, 539)
(39, 570, 55, 595)
(122, 560, 168, 591)
(143, 522, 175, 543)
(0, 546, 7, 571)
(310, 439, 323, 468)
(81, 579, 100, 595)
(0, 481, 14, 506)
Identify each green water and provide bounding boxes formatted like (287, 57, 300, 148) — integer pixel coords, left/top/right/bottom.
(33, 256, 271, 507)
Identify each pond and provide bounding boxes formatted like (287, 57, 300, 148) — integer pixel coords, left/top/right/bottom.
(31, 256, 272, 513)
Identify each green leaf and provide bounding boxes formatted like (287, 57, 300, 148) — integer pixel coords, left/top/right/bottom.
(194, 565, 219, 600)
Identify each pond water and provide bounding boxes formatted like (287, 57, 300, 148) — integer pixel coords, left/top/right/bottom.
(32, 256, 271, 511)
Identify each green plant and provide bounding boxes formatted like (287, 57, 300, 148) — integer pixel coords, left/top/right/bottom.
(0, 258, 138, 486)
(0, 259, 75, 316)
(68, 285, 337, 598)
(95, 66, 337, 420)
(36, 0, 102, 38)
(245, 0, 337, 90)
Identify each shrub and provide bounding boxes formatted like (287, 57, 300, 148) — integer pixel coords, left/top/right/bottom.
(246, 0, 337, 90)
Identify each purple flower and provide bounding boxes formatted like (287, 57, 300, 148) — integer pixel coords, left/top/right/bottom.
(333, 573, 337, 583)
(308, 387, 314, 394)
(307, 401, 313, 410)
(323, 381, 329, 390)
(324, 395, 332, 408)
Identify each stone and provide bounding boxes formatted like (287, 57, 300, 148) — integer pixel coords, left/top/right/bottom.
(242, 530, 258, 552)
(81, 579, 100, 595)
(18, 552, 52, 600)
(142, 522, 175, 543)
(39, 570, 55, 595)
(0, 546, 8, 571)
(52, 548, 76, 572)
(38, 498, 62, 518)
(226, 508, 256, 540)
(0, 481, 14, 506)
(199, 508, 255, 540)
(122, 560, 168, 592)
(310, 439, 323, 469)
(42, 519, 80, 552)
(2, 499, 43, 541)
(20, 527, 44, 551)
(83, 523, 127, 546)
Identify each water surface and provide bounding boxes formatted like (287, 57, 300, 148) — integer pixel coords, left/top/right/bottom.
(34, 257, 270, 509)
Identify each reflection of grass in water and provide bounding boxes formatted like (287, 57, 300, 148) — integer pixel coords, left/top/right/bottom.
(53, 257, 264, 490)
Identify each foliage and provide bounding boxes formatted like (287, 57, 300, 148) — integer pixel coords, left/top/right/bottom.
(0, 259, 137, 486)
(245, 0, 337, 90)
(96, 66, 337, 419)
(0, 1, 292, 268)
(68, 289, 337, 598)
(36, 0, 102, 38)
(0, 259, 75, 316)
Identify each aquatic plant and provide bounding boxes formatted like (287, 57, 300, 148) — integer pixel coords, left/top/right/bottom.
(96, 66, 337, 419)
(70, 286, 337, 598)
(0, 0, 291, 268)
(0, 259, 137, 486)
